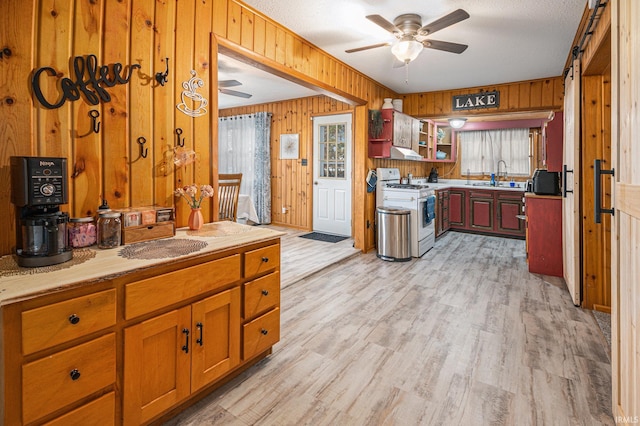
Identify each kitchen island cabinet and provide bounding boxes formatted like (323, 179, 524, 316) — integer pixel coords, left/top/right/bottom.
(0, 222, 283, 426)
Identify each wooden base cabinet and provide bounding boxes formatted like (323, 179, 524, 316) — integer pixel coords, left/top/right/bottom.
(123, 288, 240, 425)
(449, 190, 466, 228)
(525, 195, 563, 277)
(436, 190, 450, 237)
(1, 237, 281, 426)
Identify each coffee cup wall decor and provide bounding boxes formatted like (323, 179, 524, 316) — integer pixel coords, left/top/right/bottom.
(176, 70, 208, 117)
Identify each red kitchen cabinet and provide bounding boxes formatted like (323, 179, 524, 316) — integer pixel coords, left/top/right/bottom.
(449, 190, 466, 228)
(436, 190, 450, 237)
(545, 111, 563, 172)
(469, 190, 494, 231)
(495, 192, 525, 237)
(525, 195, 563, 277)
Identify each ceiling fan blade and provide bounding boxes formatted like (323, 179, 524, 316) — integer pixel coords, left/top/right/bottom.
(345, 42, 391, 54)
(219, 80, 242, 88)
(419, 9, 469, 36)
(423, 39, 468, 54)
(219, 88, 252, 98)
(366, 14, 400, 35)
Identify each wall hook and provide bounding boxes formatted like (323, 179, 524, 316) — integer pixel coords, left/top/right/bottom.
(89, 110, 100, 133)
(137, 136, 148, 158)
(175, 128, 184, 147)
(155, 57, 169, 86)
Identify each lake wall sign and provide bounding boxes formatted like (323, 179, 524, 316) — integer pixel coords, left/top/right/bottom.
(31, 54, 141, 109)
(452, 90, 500, 111)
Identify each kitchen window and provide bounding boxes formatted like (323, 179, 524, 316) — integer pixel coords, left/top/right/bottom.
(459, 128, 531, 176)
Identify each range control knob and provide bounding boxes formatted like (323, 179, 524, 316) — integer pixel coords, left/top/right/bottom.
(40, 183, 56, 196)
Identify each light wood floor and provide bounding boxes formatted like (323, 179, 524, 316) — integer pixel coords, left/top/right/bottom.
(164, 231, 613, 425)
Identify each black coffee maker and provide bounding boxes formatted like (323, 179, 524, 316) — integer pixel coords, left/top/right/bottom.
(10, 156, 72, 267)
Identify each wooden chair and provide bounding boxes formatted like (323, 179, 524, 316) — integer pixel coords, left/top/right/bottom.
(218, 173, 242, 221)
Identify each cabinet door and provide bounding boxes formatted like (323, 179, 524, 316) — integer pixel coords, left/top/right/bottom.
(392, 112, 412, 148)
(545, 111, 563, 172)
(469, 193, 494, 230)
(496, 197, 524, 235)
(191, 287, 241, 392)
(449, 190, 466, 228)
(124, 307, 191, 426)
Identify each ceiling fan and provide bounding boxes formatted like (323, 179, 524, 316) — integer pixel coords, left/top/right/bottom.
(346, 9, 470, 65)
(218, 80, 252, 99)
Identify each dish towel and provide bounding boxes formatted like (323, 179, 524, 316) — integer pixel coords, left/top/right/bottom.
(424, 195, 436, 225)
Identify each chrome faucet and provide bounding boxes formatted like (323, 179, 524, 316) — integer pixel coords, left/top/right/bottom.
(496, 160, 508, 184)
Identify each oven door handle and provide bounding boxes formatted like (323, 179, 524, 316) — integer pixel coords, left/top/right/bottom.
(384, 196, 416, 202)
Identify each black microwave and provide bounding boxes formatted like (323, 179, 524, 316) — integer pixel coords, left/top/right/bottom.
(532, 169, 560, 195)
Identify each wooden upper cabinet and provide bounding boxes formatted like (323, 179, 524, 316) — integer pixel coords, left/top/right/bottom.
(545, 111, 564, 172)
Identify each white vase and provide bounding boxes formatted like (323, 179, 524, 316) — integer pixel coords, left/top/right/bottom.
(382, 98, 393, 109)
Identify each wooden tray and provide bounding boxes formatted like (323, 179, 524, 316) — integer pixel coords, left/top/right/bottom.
(122, 222, 175, 245)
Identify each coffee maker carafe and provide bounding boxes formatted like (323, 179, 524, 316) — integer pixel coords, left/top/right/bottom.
(10, 156, 73, 267)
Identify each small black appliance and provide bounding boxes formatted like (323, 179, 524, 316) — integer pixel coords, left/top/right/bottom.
(428, 167, 438, 183)
(532, 169, 560, 195)
(10, 156, 72, 267)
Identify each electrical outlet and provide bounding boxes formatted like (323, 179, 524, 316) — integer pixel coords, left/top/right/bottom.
(282, 207, 286, 214)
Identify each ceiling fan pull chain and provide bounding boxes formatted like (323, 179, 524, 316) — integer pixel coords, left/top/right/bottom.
(405, 63, 409, 84)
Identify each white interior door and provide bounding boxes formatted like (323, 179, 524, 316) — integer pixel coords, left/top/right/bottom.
(312, 114, 352, 236)
(562, 58, 581, 306)
(611, 0, 640, 419)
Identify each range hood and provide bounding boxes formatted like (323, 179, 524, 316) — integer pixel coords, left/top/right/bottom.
(390, 146, 423, 161)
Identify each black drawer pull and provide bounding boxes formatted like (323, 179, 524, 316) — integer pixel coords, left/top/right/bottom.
(594, 159, 615, 223)
(261, 257, 269, 262)
(261, 289, 269, 296)
(196, 322, 203, 346)
(69, 369, 81, 381)
(260, 328, 269, 335)
(182, 328, 189, 353)
(68, 314, 80, 325)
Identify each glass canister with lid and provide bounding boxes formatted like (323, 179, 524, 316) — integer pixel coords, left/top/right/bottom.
(68, 216, 97, 248)
(97, 211, 122, 249)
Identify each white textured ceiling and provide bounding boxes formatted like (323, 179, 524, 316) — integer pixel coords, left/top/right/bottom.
(220, 0, 588, 107)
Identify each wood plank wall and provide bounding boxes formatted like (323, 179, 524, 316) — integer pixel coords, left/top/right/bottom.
(0, 0, 393, 256)
(219, 96, 352, 229)
(373, 76, 564, 181)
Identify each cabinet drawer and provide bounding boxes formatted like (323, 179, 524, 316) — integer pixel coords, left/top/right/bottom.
(244, 244, 280, 278)
(22, 289, 116, 355)
(43, 392, 115, 426)
(22, 333, 116, 424)
(244, 272, 280, 319)
(243, 307, 280, 360)
(125, 254, 240, 319)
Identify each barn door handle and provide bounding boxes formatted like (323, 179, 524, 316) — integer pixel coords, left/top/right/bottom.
(594, 159, 614, 224)
(562, 164, 574, 198)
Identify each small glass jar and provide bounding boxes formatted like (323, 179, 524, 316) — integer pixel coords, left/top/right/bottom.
(68, 216, 97, 248)
(97, 211, 122, 249)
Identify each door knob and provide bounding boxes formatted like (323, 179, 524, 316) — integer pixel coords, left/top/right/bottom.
(314, 181, 318, 185)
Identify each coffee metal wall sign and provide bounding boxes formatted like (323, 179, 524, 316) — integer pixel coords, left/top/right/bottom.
(31, 54, 141, 109)
(452, 91, 500, 111)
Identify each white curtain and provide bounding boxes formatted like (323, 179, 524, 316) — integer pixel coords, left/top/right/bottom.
(218, 112, 272, 223)
(459, 128, 531, 176)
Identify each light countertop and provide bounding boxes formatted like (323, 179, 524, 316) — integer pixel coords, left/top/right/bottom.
(0, 221, 284, 306)
(419, 179, 526, 192)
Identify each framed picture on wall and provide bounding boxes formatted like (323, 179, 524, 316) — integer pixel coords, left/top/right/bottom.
(280, 133, 299, 159)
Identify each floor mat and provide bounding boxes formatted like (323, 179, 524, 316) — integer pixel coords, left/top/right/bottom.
(299, 232, 348, 243)
(592, 310, 611, 349)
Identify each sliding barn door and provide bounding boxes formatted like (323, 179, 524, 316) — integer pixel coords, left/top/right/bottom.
(562, 59, 581, 306)
(611, 0, 640, 419)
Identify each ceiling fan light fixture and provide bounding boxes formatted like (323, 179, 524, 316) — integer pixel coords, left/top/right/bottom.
(391, 40, 424, 63)
(448, 118, 467, 129)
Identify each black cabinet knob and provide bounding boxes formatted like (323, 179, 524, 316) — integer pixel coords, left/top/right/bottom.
(68, 314, 80, 325)
(69, 369, 81, 381)
(260, 329, 268, 335)
(261, 289, 269, 296)
(261, 257, 269, 262)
